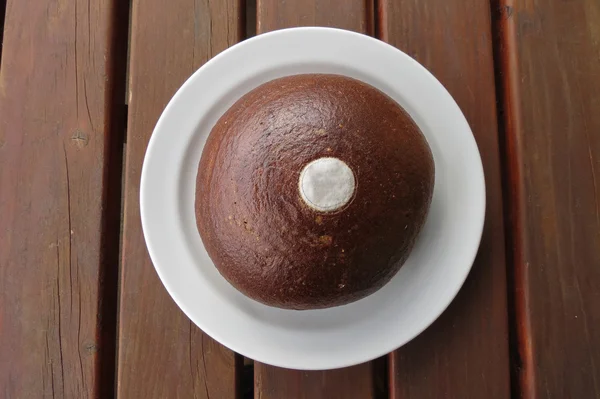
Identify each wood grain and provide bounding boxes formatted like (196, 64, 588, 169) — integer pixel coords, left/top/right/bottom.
(257, 0, 373, 35)
(117, 0, 244, 397)
(0, 0, 127, 397)
(255, 363, 375, 399)
(254, 1, 375, 398)
(494, 1, 600, 397)
(379, 1, 511, 398)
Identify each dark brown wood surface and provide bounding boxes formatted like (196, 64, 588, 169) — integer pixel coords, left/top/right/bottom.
(257, 0, 373, 35)
(379, 1, 511, 398)
(0, 0, 127, 397)
(495, 1, 600, 398)
(2, 0, 600, 397)
(117, 0, 243, 397)
(255, 362, 376, 399)
(254, 1, 376, 398)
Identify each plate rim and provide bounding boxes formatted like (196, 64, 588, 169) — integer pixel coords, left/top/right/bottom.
(140, 26, 486, 370)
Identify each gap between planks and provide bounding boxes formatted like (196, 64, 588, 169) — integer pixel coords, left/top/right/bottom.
(98, 0, 133, 397)
(0, 0, 8, 69)
(489, 2, 523, 398)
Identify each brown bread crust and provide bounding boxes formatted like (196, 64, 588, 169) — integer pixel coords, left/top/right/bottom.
(196, 74, 434, 309)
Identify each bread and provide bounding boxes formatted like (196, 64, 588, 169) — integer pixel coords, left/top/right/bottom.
(195, 74, 434, 310)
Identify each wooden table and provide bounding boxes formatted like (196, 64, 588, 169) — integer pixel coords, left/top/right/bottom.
(1, 0, 599, 398)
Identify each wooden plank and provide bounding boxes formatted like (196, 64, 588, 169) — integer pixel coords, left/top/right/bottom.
(255, 363, 375, 399)
(254, 1, 375, 398)
(494, 1, 600, 397)
(117, 0, 244, 397)
(0, 0, 127, 397)
(379, 1, 511, 398)
(257, 0, 373, 35)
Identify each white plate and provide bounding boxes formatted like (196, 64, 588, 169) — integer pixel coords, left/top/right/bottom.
(141, 27, 485, 370)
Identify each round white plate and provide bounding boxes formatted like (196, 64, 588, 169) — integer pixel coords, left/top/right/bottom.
(141, 27, 485, 370)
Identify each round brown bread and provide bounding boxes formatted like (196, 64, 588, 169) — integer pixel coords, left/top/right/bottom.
(195, 74, 434, 310)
